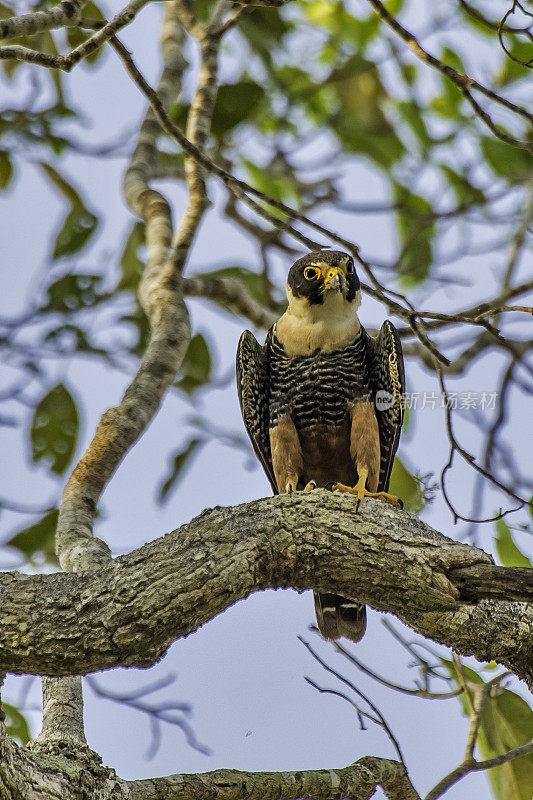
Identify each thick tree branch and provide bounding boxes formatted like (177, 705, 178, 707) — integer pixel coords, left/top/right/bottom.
(35, 2, 190, 748)
(0, 721, 421, 800)
(0, 493, 531, 687)
(448, 564, 533, 602)
(128, 758, 421, 800)
(0, 0, 150, 68)
(171, 0, 229, 270)
(0, 0, 86, 40)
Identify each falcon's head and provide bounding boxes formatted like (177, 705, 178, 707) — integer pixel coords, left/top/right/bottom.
(287, 251, 360, 308)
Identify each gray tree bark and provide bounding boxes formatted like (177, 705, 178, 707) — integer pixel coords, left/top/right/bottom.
(1, 492, 531, 687)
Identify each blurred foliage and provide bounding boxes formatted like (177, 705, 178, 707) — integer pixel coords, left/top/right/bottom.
(0, 0, 532, 781)
(389, 456, 426, 512)
(7, 509, 59, 566)
(3, 702, 31, 745)
(175, 333, 212, 395)
(158, 438, 203, 502)
(494, 518, 532, 568)
(442, 658, 533, 800)
(40, 163, 98, 259)
(0, 0, 530, 563)
(30, 384, 79, 475)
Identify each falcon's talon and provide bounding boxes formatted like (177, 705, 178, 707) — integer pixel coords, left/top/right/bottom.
(304, 480, 317, 492)
(371, 490, 402, 507)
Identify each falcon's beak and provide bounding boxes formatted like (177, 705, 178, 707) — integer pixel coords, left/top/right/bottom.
(324, 267, 345, 293)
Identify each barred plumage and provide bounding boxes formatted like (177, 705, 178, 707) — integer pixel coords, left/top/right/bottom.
(268, 327, 370, 431)
(236, 251, 405, 644)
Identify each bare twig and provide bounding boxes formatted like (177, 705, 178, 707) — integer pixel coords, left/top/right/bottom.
(300, 636, 407, 767)
(425, 740, 532, 800)
(85, 674, 209, 758)
(366, 0, 533, 151)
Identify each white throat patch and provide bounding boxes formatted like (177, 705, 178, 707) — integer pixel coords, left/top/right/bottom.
(275, 289, 361, 356)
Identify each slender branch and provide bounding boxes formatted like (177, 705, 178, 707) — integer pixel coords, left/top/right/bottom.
(328, 638, 462, 700)
(397, 279, 533, 337)
(183, 275, 278, 328)
(0, 0, 86, 40)
(366, 0, 533, 151)
(425, 740, 533, 800)
(301, 637, 406, 766)
(171, 0, 230, 270)
(52, 6, 189, 575)
(436, 361, 529, 519)
(0, 0, 150, 70)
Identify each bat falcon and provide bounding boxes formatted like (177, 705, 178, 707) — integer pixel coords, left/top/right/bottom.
(236, 250, 405, 642)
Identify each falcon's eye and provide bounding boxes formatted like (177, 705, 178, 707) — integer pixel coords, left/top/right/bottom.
(304, 267, 320, 281)
(346, 261, 355, 275)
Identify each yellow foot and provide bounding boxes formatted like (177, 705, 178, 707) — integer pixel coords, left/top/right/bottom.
(332, 468, 403, 511)
(304, 480, 317, 492)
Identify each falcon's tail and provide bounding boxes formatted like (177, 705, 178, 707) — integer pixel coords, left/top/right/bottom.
(313, 592, 366, 643)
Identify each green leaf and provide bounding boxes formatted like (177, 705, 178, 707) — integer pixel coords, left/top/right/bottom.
(42, 273, 106, 313)
(305, 0, 404, 51)
(388, 457, 424, 512)
(482, 690, 533, 800)
(7, 508, 59, 566)
(3, 702, 31, 745)
(495, 40, 532, 86)
(118, 222, 145, 292)
(324, 56, 405, 168)
(40, 161, 82, 205)
(494, 518, 532, 568)
(30, 384, 79, 475)
(440, 164, 486, 206)
(158, 439, 202, 502)
(40, 162, 98, 257)
(0, 149, 13, 189)
(244, 160, 300, 210)
(52, 206, 98, 259)
(457, 2, 496, 36)
(397, 101, 432, 152)
(480, 138, 533, 184)
(211, 81, 265, 139)
(393, 182, 434, 285)
(239, 6, 294, 68)
(441, 659, 533, 800)
(176, 334, 212, 394)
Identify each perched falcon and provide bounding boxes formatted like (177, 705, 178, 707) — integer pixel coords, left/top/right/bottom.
(236, 250, 405, 643)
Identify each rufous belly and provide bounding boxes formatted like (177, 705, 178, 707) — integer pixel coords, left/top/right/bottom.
(297, 419, 357, 488)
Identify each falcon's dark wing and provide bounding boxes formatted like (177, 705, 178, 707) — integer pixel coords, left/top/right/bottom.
(236, 330, 278, 495)
(366, 321, 405, 492)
